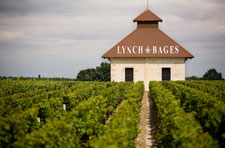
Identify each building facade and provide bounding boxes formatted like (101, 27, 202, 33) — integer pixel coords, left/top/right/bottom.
(102, 9, 194, 90)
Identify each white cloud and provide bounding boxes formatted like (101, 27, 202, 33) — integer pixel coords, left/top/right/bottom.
(0, 0, 225, 78)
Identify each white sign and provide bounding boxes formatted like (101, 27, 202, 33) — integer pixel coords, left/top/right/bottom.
(117, 46, 179, 55)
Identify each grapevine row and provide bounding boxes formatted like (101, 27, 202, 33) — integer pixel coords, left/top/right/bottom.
(177, 81, 225, 102)
(91, 81, 144, 148)
(149, 81, 218, 148)
(0, 81, 120, 147)
(0, 79, 78, 97)
(162, 81, 225, 147)
(10, 82, 132, 147)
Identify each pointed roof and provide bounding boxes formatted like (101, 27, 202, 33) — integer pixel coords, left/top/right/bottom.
(102, 28, 194, 58)
(133, 9, 162, 22)
(102, 9, 194, 59)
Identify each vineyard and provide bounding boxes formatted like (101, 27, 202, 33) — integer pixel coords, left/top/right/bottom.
(150, 81, 225, 148)
(0, 79, 144, 148)
(0, 79, 224, 148)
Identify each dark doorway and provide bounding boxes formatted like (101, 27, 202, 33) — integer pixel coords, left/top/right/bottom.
(125, 68, 133, 82)
(162, 68, 171, 81)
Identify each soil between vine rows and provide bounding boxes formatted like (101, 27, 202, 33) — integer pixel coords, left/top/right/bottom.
(136, 92, 160, 148)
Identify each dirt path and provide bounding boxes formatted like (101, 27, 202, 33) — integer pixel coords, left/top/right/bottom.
(136, 92, 160, 148)
(136, 92, 151, 148)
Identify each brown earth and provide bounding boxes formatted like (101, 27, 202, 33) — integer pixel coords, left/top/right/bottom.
(136, 92, 160, 148)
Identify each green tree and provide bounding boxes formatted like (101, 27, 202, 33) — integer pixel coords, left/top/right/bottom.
(186, 76, 200, 80)
(96, 62, 110, 81)
(76, 62, 110, 81)
(202, 68, 223, 80)
(76, 68, 96, 81)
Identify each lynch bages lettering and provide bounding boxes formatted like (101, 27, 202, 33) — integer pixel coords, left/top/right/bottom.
(117, 45, 179, 55)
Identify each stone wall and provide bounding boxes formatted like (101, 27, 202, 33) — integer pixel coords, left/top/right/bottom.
(111, 57, 185, 90)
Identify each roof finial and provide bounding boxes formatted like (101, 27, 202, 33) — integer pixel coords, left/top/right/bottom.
(147, 0, 149, 10)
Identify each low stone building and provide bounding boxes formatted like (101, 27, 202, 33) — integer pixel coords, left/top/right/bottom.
(102, 9, 194, 90)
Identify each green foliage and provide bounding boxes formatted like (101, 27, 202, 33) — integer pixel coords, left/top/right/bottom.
(76, 62, 110, 81)
(177, 80, 225, 102)
(0, 79, 143, 148)
(95, 62, 110, 81)
(13, 82, 131, 148)
(91, 81, 144, 148)
(185, 76, 201, 80)
(149, 81, 218, 148)
(0, 80, 81, 117)
(76, 68, 97, 81)
(162, 81, 225, 147)
(0, 107, 40, 147)
(203, 68, 223, 80)
(3, 78, 224, 147)
(0, 76, 75, 81)
(0, 80, 84, 147)
(186, 68, 224, 80)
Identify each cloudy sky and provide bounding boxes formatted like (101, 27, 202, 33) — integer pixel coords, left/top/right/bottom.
(0, 0, 224, 78)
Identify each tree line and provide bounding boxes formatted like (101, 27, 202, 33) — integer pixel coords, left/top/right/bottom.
(186, 68, 223, 80)
(1, 64, 223, 81)
(76, 62, 110, 81)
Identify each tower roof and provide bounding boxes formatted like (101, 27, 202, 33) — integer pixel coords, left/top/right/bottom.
(102, 9, 194, 59)
(133, 9, 162, 22)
